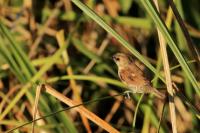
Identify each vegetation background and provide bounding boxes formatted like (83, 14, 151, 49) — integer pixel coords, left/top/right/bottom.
(0, 0, 200, 132)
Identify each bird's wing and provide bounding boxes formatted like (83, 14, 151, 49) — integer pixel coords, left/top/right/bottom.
(119, 66, 149, 87)
(130, 62, 143, 75)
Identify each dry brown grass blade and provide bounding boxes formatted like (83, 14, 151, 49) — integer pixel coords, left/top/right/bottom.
(0, 85, 21, 113)
(29, 1, 63, 58)
(153, 0, 177, 133)
(103, 0, 120, 17)
(56, 30, 92, 133)
(168, 0, 200, 68)
(31, 84, 43, 133)
(96, 91, 122, 133)
(62, 0, 72, 11)
(83, 36, 109, 74)
(43, 84, 120, 133)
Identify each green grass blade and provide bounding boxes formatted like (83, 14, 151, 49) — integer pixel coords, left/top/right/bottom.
(140, 0, 200, 96)
(115, 16, 152, 29)
(72, 37, 102, 63)
(47, 75, 125, 88)
(70, 0, 200, 97)
(0, 38, 26, 82)
(0, 33, 78, 133)
(0, 22, 36, 76)
(70, 0, 165, 83)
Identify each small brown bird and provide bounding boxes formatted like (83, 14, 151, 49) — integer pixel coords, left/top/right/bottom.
(113, 53, 165, 99)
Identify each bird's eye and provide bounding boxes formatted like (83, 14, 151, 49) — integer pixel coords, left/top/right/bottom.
(116, 58, 120, 61)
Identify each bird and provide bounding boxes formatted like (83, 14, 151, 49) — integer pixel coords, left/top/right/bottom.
(113, 53, 165, 100)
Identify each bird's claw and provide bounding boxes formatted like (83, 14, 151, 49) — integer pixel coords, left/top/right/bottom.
(124, 90, 132, 99)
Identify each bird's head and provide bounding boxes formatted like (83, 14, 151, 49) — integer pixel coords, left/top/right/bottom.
(112, 53, 132, 68)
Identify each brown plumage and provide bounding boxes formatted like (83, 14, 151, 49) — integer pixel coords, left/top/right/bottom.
(113, 53, 165, 99)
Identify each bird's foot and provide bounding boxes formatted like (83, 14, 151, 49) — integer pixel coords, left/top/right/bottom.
(124, 90, 132, 99)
